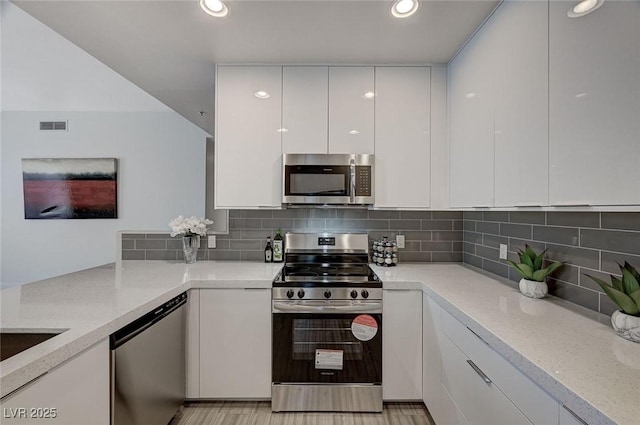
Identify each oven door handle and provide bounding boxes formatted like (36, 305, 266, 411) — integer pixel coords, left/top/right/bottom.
(272, 301, 382, 314)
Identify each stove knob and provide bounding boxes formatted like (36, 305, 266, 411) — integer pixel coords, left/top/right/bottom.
(361, 289, 369, 299)
(297, 289, 305, 299)
(324, 290, 332, 299)
(350, 290, 358, 299)
(286, 289, 294, 299)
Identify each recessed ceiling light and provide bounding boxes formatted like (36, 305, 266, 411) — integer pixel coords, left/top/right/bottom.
(362, 91, 376, 99)
(465, 92, 476, 99)
(200, 0, 229, 18)
(276, 128, 289, 133)
(391, 0, 420, 18)
(349, 130, 360, 135)
(254, 91, 271, 99)
(567, 0, 604, 18)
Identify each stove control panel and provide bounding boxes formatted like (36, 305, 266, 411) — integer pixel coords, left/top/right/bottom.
(272, 287, 382, 301)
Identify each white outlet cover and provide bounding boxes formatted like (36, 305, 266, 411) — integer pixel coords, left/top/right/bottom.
(207, 235, 216, 249)
(396, 234, 405, 249)
(499, 244, 508, 260)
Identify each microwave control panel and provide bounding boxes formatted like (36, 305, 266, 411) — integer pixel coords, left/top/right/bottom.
(355, 166, 372, 196)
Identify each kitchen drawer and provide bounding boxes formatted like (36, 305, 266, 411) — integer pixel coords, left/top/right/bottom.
(441, 308, 558, 425)
(441, 333, 532, 425)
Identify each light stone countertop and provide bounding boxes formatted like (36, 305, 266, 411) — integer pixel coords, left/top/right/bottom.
(1, 261, 638, 425)
(0, 261, 283, 398)
(376, 263, 639, 425)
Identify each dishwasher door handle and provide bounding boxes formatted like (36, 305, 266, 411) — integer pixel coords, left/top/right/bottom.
(111, 293, 187, 349)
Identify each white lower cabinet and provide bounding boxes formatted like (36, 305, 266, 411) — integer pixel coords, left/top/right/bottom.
(423, 294, 561, 425)
(0, 339, 109, 425)
(440, 334, 531, 425)
(423, 294, 469, 425)
(198, 288, 271, 398)
(382, 289, 422, 400)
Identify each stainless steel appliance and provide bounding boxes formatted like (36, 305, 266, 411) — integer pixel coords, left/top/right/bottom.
(110, 292, 186, 425)
(272, 233, 382, 412)
(282, 154, 374, 206)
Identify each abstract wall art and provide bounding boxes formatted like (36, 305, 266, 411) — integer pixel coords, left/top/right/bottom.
(22, 158, 118, 219)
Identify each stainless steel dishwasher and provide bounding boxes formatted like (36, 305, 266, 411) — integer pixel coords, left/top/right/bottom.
(110, 292, 187, 425)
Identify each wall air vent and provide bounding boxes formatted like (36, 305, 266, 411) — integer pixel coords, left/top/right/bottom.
(39, 121, 68, 131)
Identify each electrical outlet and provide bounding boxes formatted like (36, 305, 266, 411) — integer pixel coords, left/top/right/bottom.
(207, 235, 216, 249)
(499, 243, 508, 260)
(396, 234, 405, 249)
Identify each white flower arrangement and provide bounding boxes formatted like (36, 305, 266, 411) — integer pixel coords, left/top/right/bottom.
(169, 215, 213, 237)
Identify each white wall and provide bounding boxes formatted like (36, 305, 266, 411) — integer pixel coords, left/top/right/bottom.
(1, 2, 209, 285)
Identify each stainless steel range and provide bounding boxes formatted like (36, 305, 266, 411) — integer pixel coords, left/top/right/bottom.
(271, 233, 383, 413)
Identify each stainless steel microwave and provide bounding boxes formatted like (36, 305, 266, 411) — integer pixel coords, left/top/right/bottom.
(282, 154, 374, 206)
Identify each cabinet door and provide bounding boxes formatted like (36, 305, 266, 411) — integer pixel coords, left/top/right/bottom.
(549, 1, 640, 206)
(186, 289, 200, 398)
(216, 66, 283, 208)
(282, 66, 329, 154)
(449, 23, 496, 208)
(375, 67, 431, 209)
(328, 67, 375, 154)
(0, 339, 109, 425)
(441, 307, 558, 425)
(199, 289, 271, 398)
(494, 0, 549, 207)
(440, 334, 532, 425)
(382, 290, 422, 400)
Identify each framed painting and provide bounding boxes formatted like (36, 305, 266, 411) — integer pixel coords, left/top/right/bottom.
(22, 158, 118, 219)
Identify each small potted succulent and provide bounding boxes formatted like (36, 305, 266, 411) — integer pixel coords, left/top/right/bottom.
(506, 245, 564, 299)
(585, 262, 640, 343)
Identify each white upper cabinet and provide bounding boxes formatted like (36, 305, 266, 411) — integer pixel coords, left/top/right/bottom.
(449, 20, 496, 208)
(375, 67, 431, 209)
(282, 66, 329, 154)
(450, 0, 550, 208)
(328, 67, 375, 154)
(215, 66, 283, 208)
(549, 1, 640, 206)
(493, 0, 549, 207)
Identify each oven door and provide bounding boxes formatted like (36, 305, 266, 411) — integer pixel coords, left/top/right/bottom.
(272, 303, 382, 384)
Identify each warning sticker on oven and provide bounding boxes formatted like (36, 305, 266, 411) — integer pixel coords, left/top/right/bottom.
(351, 314, 378, 341)
(315, 349, 344, 370)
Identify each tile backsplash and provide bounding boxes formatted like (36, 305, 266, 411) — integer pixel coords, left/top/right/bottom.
(463, 211, 640, 316)
(122, 209, 463, 263)
(122, 209, 640, 316)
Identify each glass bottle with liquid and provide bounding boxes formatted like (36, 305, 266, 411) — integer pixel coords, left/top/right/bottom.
(273, 228, 284, 263)
(264, 236, 273, 263)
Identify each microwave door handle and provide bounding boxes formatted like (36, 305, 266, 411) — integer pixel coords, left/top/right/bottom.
(349, 159, 356, 203)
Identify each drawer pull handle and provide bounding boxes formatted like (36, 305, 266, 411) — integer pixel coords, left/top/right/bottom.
(467, 360, 492, 385)
(562, 405, 588, 425)
(466, 326, 488, 345)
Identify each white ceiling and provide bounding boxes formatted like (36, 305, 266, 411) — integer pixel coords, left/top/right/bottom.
(13, 0, 500, 134)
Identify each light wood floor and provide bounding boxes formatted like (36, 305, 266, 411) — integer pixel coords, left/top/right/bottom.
(170, 401, 435, 425)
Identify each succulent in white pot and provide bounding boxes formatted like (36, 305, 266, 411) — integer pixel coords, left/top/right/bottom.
(585, 262, 640, 343)
(506, 245, 564, 299)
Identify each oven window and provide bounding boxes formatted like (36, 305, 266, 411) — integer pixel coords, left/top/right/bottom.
(273, 313, 382, 384)
(292, 319, 363, 361)
(290, 174, 346, 196)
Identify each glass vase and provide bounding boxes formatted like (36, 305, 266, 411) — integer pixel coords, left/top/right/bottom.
(182, 234, 200, 264)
